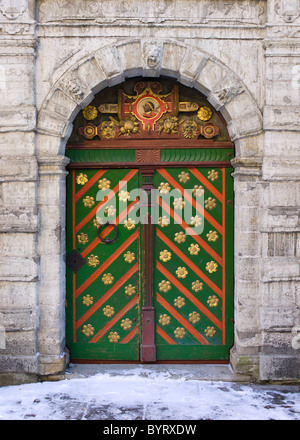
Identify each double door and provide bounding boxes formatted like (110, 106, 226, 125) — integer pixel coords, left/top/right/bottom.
(66, 166, 233, 362)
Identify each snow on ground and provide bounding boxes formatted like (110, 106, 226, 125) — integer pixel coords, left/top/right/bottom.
(0, 365, 299, 420)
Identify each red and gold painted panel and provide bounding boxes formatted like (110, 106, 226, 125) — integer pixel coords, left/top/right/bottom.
(66, 168, 140, 360)
(153, 167, 233, 360)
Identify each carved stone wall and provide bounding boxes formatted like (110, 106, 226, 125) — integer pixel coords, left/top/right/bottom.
(0, 0, 299, 384)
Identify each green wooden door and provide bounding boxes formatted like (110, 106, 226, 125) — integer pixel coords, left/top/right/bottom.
(66, 166, 233, 361)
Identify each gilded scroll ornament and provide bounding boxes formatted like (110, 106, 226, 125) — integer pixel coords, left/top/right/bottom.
(205, 326, 216, 337)
(174, 231, 186, 243)
(206, 230, 219, 242)
(174, 327, 186, 339)
(159, 250, 172, 262)
(83, 105, 98, 121)
(108, 332, 120, 343)
(176, 267, 188, 279)
(158, 182, 171, 194)
(178, 171, 190, 183)
(87, 254, 99, 267)
(197, 106, 212, 121)
(205, 197, 217, 210)
(124, 284, 136, 296)
(103, 305, 115, 317)
(208, 169, 219, 181)
(98, 178, 111, 190)
(82, 295, 94, 306)
(189, 312, 200, 324)
(192, 280, 203, 292)
(174, 296, 186, 308)
(188, 243, 200, 255)
(82, 324, 95, 337)
(77, 233, 89, 245)
(124, 251, 135, 263)
(83, 196, 95, 208)
(121, 318, 133, 330)
(76, 173, 88, 185)
(102, 273, 114, 285)
(207, 295, 219, 307)
(158, 216, 170, 227)
(159, 280, 171, 292)
(206, 261, 218, 273)
(159, 314, 171, 326)
(124, 218, 136, 230)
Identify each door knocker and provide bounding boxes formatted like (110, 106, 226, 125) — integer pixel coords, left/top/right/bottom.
(97, 221, 119, 244)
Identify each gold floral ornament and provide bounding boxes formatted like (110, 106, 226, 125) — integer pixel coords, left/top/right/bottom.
(124, 251, 135, 263)
(118, 190, 130, 202)
(98, 178, 111, 190)
(190, 215, 202, 227)
(176, 267, 188, 279)
(159, 280, 171, 293)
(178, 171, 190, 184)
(174, 296, 185, 309)
(208, 169, 219, 182)
(159, 250, 172, 263)
(205, 197, 217, 210)
(125, 284, 136, 296)
(206, 261, 218, 273)
(103, 305, 115, 317)
(83, 105, 98, 121)
(182, 119, 198, 139)
(159, 314, 171, 326)
(192, 280, 203, 292)
(93, 217, 105, 228)
(174, 327, 186, 339)
(121, 318, 132, 330)
(102, 273, 114, 285)
(192, 185, 204, 197)
(197, 106, 212, 121)
(124, 218, 136, 230)
(207, 295, 219, 307)
(188, 243, 200, 255)
(100, 119, 118, 139)
(77, 233, 89, 245)
(206, 230, 219, 242)
(87, 254, 99, 267)
(82, 295, 94, 306)
(158, 116, 179, 135)
(108, 331, 120, 343)
(158, 182, 171, 194)
(82, 324, 94, 337)
(158, 216, 170, 228)
(83, 196, 95, 208)
(174, 231, 186, 244)
(189, 311, 200, 324)
(205, 326, 216, 338)
(104, 205, 116, 217)
(173, 197, 185, 210)
(76, 173, 88, 185)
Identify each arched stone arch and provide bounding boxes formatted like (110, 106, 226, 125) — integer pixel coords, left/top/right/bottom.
(36, 39, 263, 378)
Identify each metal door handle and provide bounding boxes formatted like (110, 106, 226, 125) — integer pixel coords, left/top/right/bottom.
(97, 221, 119, 244)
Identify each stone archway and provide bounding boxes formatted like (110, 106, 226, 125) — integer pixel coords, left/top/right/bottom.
(36, 39, 263, 377)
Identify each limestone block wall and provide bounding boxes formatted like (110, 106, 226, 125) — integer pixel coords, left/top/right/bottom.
(0, 0, 299, 384)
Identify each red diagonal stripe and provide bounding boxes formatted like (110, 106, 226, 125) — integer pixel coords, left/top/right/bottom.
(76, 229, 139, 297)
(157, 293, 209, 345)
(75, 169, 138, 233)
(76, 262, 138, 328)
(157, 228, 223, 294)
(75, 170, 107, 202)
(157, 168, 223, 234)
(157, 195, 223, 265)
(188, 168, 223, 202)
(120, 326, 139, 344)
(156, 261, 222, 329)
(89, 294, 139, 343)
(156, 325, 177, 345)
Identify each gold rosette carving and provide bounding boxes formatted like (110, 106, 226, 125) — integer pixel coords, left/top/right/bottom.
(197, 106, 212, 121)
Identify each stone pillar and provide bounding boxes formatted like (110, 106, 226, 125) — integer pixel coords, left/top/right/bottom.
(259, 0, 300, 380)
(0, 0, 38, 384)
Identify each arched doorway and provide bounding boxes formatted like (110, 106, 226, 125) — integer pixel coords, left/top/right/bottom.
(65, 77, 234, 363)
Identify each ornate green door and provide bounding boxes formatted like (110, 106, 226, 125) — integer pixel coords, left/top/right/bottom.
(66, 165, 233, 362)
